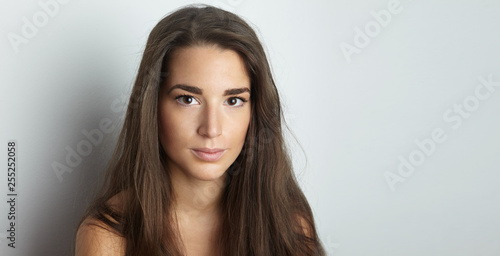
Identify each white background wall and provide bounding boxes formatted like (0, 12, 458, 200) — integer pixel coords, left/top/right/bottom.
(1, 0, 499, 255)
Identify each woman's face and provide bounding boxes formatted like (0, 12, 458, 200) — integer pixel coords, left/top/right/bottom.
(158, 45, 251, 183)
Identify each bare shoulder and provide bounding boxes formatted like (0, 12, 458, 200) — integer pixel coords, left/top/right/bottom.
(75, 216, 126, 256)
(75, 192, 130, 256)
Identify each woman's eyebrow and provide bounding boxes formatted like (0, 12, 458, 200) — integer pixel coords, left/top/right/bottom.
(224, 87, 250, 96)
(168, 84, 250, 96)
(167, 84, 202, 95)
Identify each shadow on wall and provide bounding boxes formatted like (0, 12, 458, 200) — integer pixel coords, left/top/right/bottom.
(27, 85, 125, 255)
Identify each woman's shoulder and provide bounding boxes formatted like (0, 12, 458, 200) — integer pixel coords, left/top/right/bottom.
(75, 216, 126, 255)
(75, 191, 130, 256)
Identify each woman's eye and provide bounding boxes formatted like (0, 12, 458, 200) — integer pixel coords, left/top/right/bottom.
(225, 97, 246, 107)
(175, 95, 199, 105)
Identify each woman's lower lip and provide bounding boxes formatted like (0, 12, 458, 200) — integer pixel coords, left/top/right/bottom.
(191, 149, 225, 162)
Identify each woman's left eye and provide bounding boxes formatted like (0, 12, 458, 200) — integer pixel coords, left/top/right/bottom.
(225, 97, 247, 107)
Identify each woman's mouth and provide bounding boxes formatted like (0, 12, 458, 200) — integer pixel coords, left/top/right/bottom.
(191, 148, 226, 162)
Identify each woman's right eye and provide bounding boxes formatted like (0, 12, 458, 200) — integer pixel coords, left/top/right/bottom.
(175, 95, 199, 105)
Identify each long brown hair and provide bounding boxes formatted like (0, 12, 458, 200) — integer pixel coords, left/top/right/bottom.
(78, 4, 325, 255)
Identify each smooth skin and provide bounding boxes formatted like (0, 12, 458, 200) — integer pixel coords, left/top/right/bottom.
(75, 45, 251, 255)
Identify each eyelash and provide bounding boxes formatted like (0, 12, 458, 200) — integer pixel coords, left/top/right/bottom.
(175, 94, 199, 105)
(227, 97, 248, 107)
(174, 94, 248, 107)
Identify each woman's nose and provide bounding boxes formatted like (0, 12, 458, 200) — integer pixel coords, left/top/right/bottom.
(197, 104, 222, 138)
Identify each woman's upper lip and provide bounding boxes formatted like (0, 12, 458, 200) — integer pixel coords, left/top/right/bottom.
(192, 148, 225, 153)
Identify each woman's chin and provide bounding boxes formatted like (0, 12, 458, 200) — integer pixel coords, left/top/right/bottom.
(187, 167, 227, 183)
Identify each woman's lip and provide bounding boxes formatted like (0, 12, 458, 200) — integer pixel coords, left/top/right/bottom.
(191, 148, 226, 161)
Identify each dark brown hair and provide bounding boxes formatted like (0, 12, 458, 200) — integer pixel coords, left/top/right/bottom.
(78, 4, 325, 255)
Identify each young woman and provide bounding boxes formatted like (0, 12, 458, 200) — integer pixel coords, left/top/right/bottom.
(75, 4, 325, 256)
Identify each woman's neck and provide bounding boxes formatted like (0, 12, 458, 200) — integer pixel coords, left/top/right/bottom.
(169, 168, 224, 255)
(169, 167, 226, 217)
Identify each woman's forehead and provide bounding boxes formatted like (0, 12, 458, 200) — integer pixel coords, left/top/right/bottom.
(164, 46, 250, 93)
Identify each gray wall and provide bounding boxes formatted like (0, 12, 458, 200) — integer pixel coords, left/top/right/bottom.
(1, 0, 499, 255)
